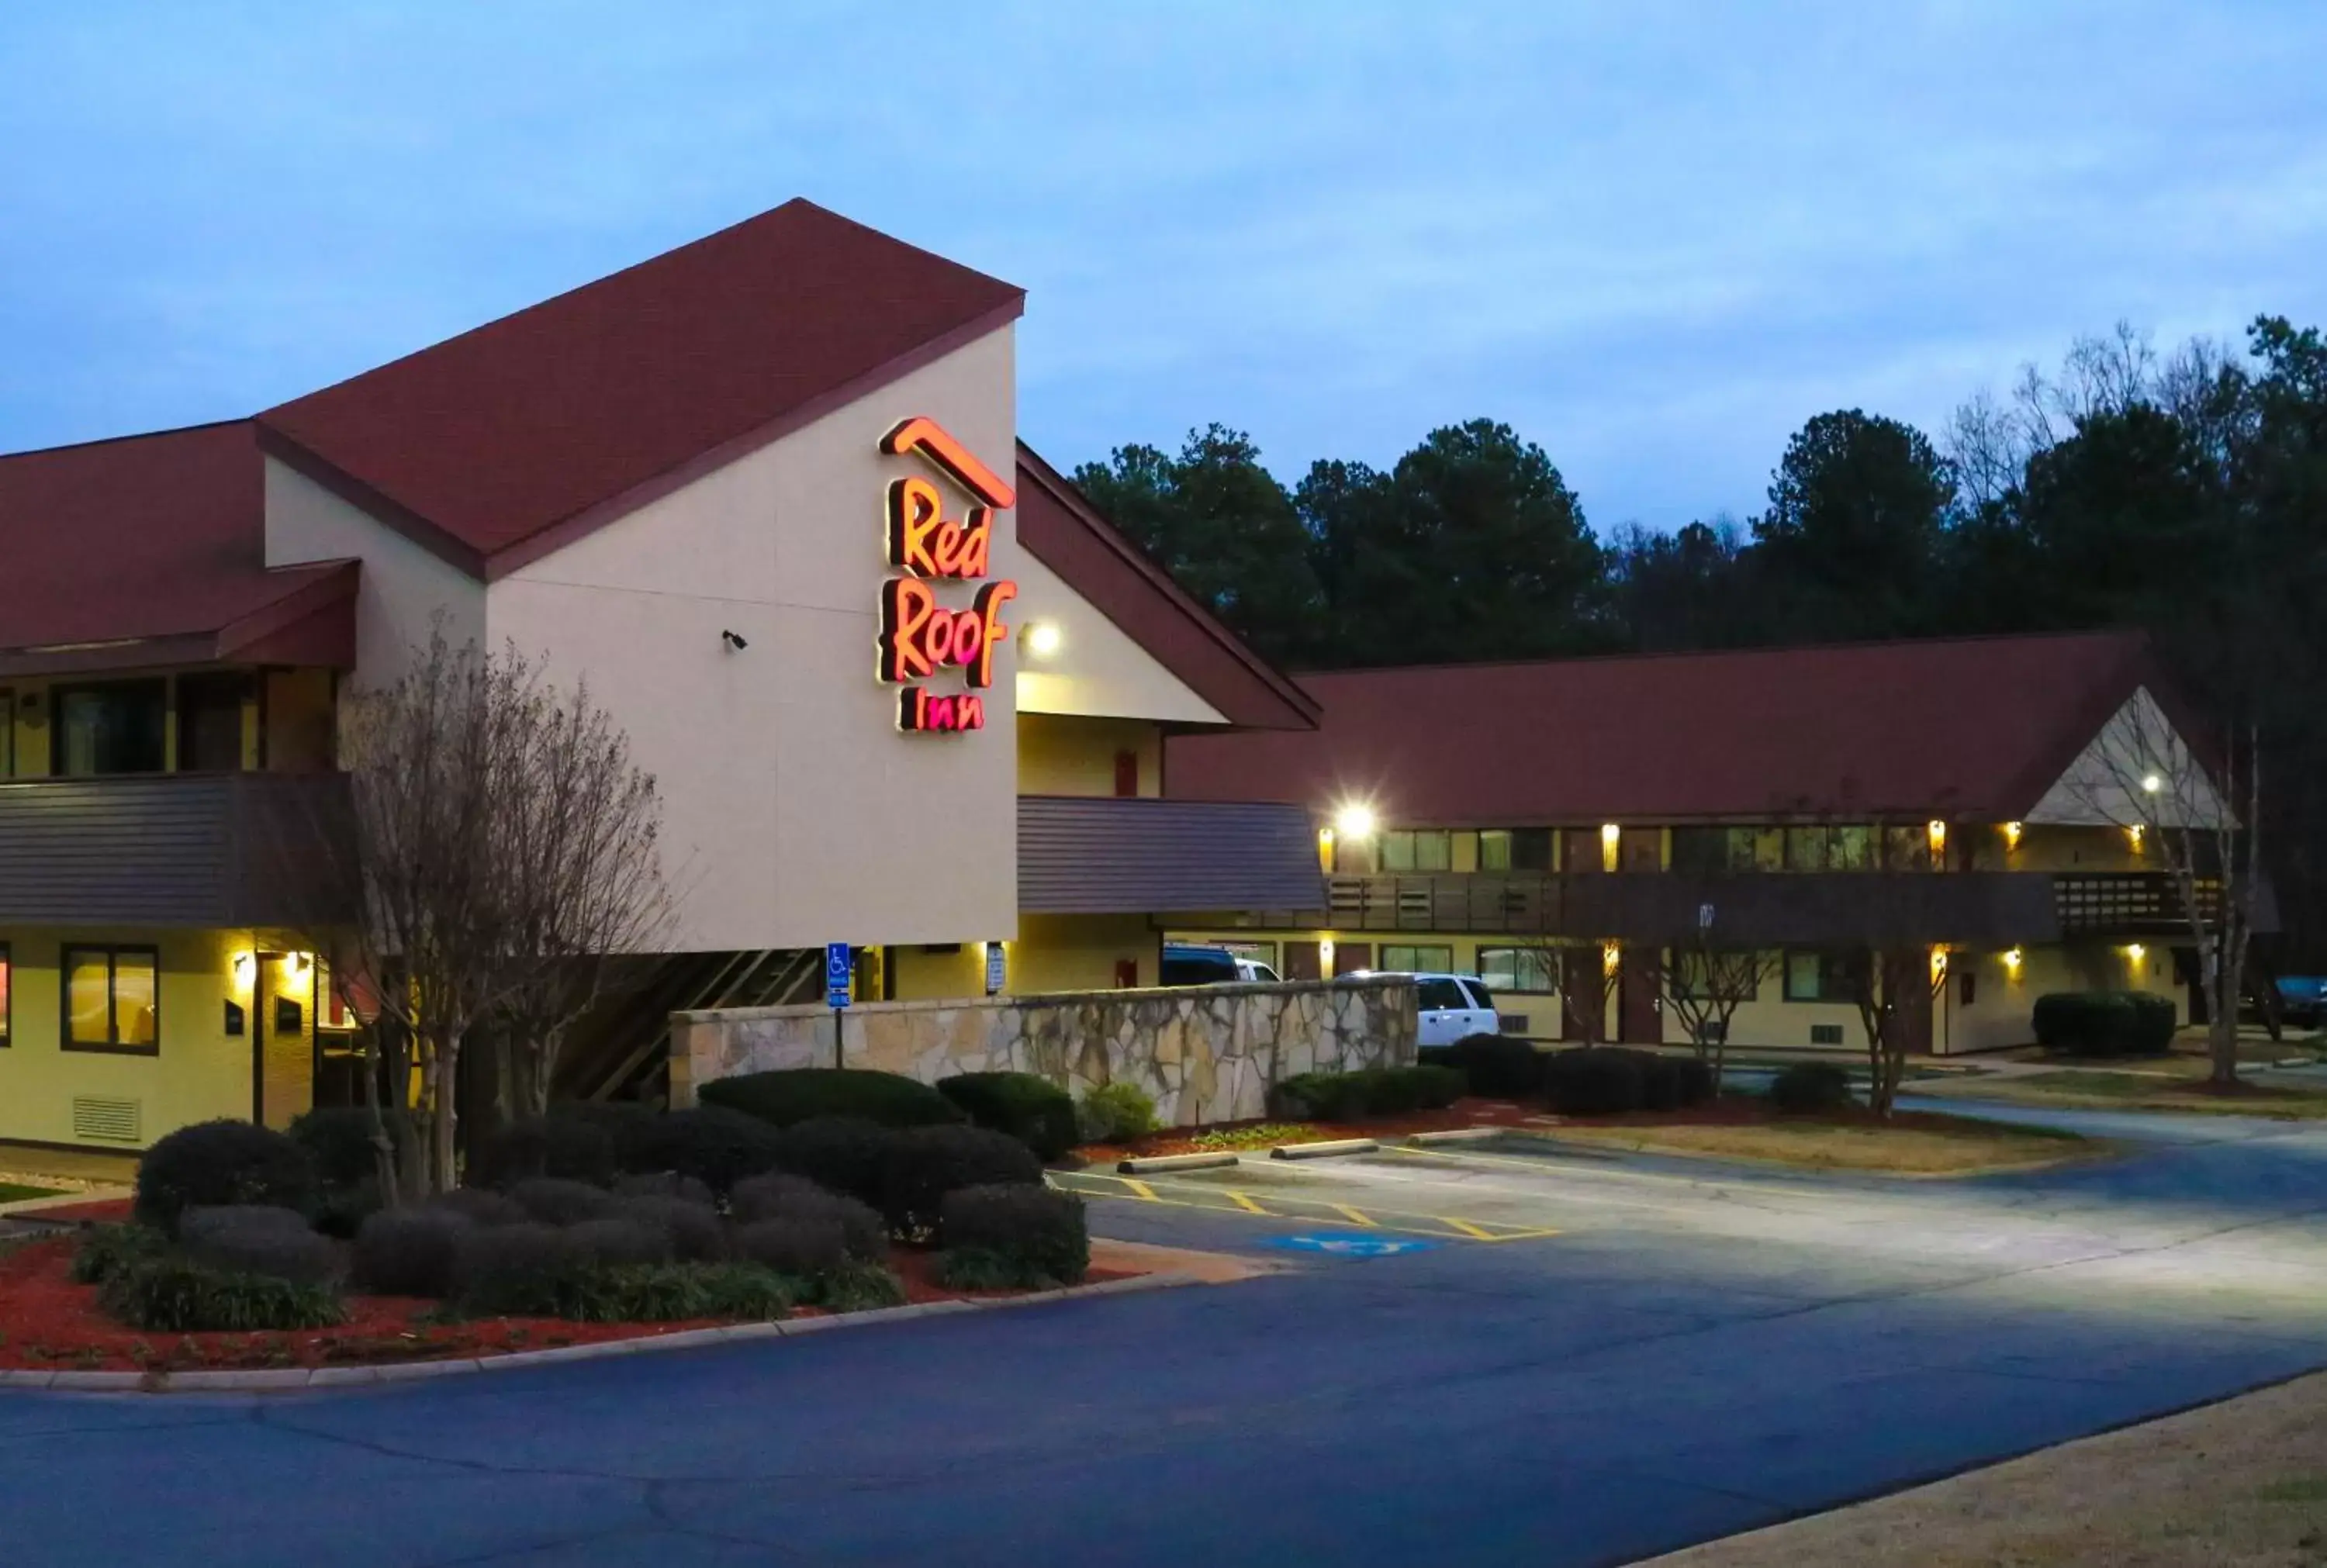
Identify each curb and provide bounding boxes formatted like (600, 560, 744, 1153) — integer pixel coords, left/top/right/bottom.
(1269, 1138, 1378, 1161)
(1402, 1128, 1506, 1145)
(0, 1269, 1207, 1396)
(0, 1189, 131, 1220)
(1116, 1152, 1240, 1173)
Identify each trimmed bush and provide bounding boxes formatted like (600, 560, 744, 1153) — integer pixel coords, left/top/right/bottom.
(428, 1188, 529, 1228)
(1270, 1070, 1370, 1121)
(1767, 1061, 1855, 1114)
(730, 1173, 887, 1261)
(1439, 1033, 1544, 1098)
(1271, 1065, 1469, 1121)
(99, 1255, 343, 1331)
(313, 1177, 384, 1241)
(71, 1223, 169, 1286)
(811, 1259, 909, 1312)
(578, 1262, 796, 1323)
(473, 1116, 616, 1190)
(450, 1223, 593, 1316)
(508, 1177, 621, 1227)
(1540, 1048, 1646, 1115)
(882, 1124, 1045, 1240)
(767, 1117, 897, 1208)
(733, 1215, 849, 1278)
(617, 1196, 729, 1262)
(287, 1107, 408, 1190)
(1402, 1064, 1468, 1110)
(1077, 1082, 1158, 1144)
(178, 1205, 337, 1285)
(700, 1068, 964, 1130)
(550, 1100, 664, 1173)
(2033, 990, 2179, 1056)
(935, 1183, 1089, 1288)
(628, 1106, 788, 1195)
(134, 1120, 320, 1238)
(936, 1072, 1080, 1161)
(1631, 1052, 1717, 1112)
(566, 1217, 675, 1269)
(613, 1171, 716, 1207)
(351, 1207, 472, 1297)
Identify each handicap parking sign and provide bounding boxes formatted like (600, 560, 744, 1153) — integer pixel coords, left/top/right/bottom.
(825, 942, 852, 1010)
(1263, 1233, 1441, 1259)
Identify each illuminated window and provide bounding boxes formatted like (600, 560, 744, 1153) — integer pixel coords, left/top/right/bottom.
(63, 945, 159, 1053)
(1379, 831, 1451, 872)
(1380, 945, 1454, 973)
(1782, 950, 1867, 1003)
(1477, 830, 1512, 871)
(1477, 946, 1558, 994)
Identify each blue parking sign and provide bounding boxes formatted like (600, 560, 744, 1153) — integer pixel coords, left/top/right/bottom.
(1264, 1234, 1440, 1259)
(825, 942, 852, 1009)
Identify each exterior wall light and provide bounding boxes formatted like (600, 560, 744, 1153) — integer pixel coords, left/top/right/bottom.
(2002, 821, 2023, 851)
(1334, 803, 1378, 841)
(1929, 946, 1948, 986)
(1601, 942, 1621, 977)
(1023, 620, 1063, 658)
(2003, 947, 2024, 976)
(231, 951, 255, 988)
(1600, 823, 1620, 872)
(2141, 773, 2163, 794)
(2125, 943, 2146, 965)
(1319, 937, 1337, 973)
(290, 952, 313, 976)
(1926, 819, 1948, 861)
(1316, 827, 1336, 872)
(2126, 824, 2145, 853)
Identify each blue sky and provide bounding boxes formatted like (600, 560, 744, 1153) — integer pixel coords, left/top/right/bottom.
(3, 2, 2322, 533)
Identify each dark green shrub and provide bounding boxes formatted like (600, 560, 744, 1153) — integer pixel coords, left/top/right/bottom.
(1440, 1033, 1544, 1098)
(882, 1124, 1045, 1240)
(700, 1068, 964, 1130)
(1270, 1070, 1372, 1121)
(550, 1100, 663, 1173)
(450, 1223, 592, 1316)
(1077, 1082, 1159, 1143)
(352, 1208, 472, 1297)
(312, 1177, 384, 1240)
(628, 1106, 787, 1194)
(1404, 1063, 1469, 1110)
(71, 1223, 168, 1285)
(731, 1174, 887, 1260)
(428, 1188, 528, 1228)
(935, 1072, 1080, 1160)
(613, 1171, 715, 1207)
(1271, 1065, 1468, 1120)
(617, 1196, 729, 1262)
(1630, 1052, 1713, 1112)
(134, 1120, 319, 1237)
(178, 1205, 337, 1285)
(1540, 1048, 1646, 1115)
(473, 1116, 616, 1190)
(508, 1177, 621, 1227)
(1767, 1061, 1855, 1114)
(566, 1217, 675, 1269)
(767, 1117, 897, 1208)
(581, 1262, 796, 1323)
(2033, 990, 2179, 1056)
(811, 1259, 908, 1312)
(286, 1106, 408, 1190)
(99, 1255, 343, 1331)
(734, 1215, 849, 1278)
(935, 1183, 1089, 1288)
(1670, 1056, 1717, 1107)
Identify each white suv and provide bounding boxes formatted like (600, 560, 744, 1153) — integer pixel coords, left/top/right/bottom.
(1395, 972, 1500, 1046)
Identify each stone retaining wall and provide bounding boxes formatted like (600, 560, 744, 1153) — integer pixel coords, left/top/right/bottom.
(672, 977, 1417, 1127)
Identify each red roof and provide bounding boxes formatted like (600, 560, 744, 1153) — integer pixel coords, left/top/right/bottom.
(0, 421, 355, 677)
(259, 199, 1025, 576)
(1165, 631, 2161, 824)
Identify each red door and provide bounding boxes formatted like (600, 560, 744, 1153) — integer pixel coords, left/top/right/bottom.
(1333, 942, 1374, 977)
(1559, 949, 1601, 1044)
(1619, 948, 1663, 1044)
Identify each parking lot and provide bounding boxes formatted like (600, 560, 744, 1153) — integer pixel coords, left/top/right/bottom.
(8, 1098, 2327, 1567)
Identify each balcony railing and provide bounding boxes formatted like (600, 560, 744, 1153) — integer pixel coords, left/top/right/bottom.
(0, 772, 353, 927)
(2053, 872, 2221, 937)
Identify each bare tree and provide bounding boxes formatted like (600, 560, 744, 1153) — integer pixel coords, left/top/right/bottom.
(1557, 943, 1619, 1047)
(2059, 690, 2262, 1086)
(336, 629, 673, 1197)
(1834, 946, 1945, 1121)
(1658, 939, 1782, 1086)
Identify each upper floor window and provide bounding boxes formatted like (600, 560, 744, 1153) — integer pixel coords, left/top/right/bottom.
(177, 673, 253, 772)
(1379, 830, 1451, 872)
(54, 680, 167, 776)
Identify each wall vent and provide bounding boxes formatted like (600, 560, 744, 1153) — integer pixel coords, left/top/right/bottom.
(1809, 1024, 1845, 1047)
(71, 1097, 141, 1144)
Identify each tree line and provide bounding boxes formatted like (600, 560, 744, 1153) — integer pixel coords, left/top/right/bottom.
(1074, 316, 2327, 957)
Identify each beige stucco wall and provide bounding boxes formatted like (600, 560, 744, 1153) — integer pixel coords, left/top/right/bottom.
(675, 975, 1416, 1128)
(265, 456, 486, 683)
(1015, 713, 1162, 797)
(1010, 547, 1226, 725)
(485, 326, 1018, 952)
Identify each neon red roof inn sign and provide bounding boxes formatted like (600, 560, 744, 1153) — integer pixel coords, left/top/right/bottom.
(873, 416, 1017, 734)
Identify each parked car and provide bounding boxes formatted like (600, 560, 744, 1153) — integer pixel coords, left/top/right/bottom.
(2277, 976, 2325, 1028)
(1366, 971, 1501, 1047)
(1160, 942, 1241, 986)
(1236, 957, 1281, 983)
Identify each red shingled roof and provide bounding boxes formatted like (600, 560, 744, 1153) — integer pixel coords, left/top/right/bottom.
(0, 421, 355, 677)
(259, 199, 1025, 576)
(1165, 631, 2162, 824)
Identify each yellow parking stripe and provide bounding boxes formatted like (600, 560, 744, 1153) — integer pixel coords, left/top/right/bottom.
(1223, 1190, 1267, 1214)
(1330, 1204, 1378, 1228)
(1119, 1177, 1159, 1201)
(1441, 1217, 1499, 1241)
(1044, 1170, 1560, 1245)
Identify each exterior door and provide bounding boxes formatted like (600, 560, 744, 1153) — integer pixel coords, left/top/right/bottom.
(1619, 948, 1663, 1044)
(1558, 949, 1599, 1044)
(1886, 949, 1933, 1057)
(1283, 941, 1323, 982)
(1333, 941, 1373, 977)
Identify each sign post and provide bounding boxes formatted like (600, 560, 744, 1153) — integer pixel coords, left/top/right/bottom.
(825, 942, 852, 1070)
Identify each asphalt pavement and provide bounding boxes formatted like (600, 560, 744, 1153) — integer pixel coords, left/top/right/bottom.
(7, 1099, 2327, 1567)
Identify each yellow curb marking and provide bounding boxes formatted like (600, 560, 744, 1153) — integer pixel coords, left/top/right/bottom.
(1046, 1171, 1559, 1244)
(1329, 1204, 1378, 1228)
(1119, 1177, 1158, 1201)
(1442, 1217, 1499, 1241)
(1223, 1190, 1267, 1214)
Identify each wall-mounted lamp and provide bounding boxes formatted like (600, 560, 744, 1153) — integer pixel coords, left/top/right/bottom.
(2126, 823, 2145, 853)
(1601, 942, 1621, 977)
(2002, 821, 2023, 851)
(231, 951, 255, 989)
(1333, 803, 1378, 841)
(1023, 620, 1063, 658)
(1929, 946, 1949, 986)
(1318, 937, 1337, 974)
(1600, 823, 1621, 872)
(720, 629, 749, 651)
(1316, 827, 1336, 872)
(2002, 947, 2024, 975)
(1926, 820, 1948, 861)
(2125, 943, 2146, 965)
(289, 952, 313, 977)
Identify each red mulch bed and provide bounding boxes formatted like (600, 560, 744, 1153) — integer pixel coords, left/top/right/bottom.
(1075, 1096, 1539, 1163)
(0, 1231, 1136, 1373)
(1532, 1099, 2031, 1135)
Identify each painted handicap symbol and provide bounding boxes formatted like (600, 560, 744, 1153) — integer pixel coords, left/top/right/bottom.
(1264, 1233, 1441, 1258)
